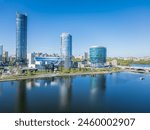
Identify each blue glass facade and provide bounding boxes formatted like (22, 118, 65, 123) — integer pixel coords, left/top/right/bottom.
(90, 46, 107, 67)
(60, 33, 72, 69)
(16, 13, 27, 64)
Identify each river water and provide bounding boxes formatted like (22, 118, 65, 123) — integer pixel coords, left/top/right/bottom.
(0, 72, 150, 113)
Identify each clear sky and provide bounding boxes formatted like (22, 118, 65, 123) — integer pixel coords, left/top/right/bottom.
(0, 0, 150, 57)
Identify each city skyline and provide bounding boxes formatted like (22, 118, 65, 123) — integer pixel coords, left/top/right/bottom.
(0, 0, 150, 57)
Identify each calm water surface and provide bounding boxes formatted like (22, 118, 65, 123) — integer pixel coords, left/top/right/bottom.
(0, 72, 150, 113)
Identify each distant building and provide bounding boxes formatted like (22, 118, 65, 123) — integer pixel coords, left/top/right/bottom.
(3, 51, 8, 63)
(27, 53, 63, 70)
(111, 59, 117, 66)
(84, 52, 88, 60)
(75, 55, 83, 60)
(34, 57, 62, 70)
(16, 12, 27, 65)
(90, 46, 107, 67)
(9, 55, 16, 65)
(36, 52, 42, 57)
(60, 32, 72, 69)
(0, 45, 3, 62)
(27, 53, 36, 68)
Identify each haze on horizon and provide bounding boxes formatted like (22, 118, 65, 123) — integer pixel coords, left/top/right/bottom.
(0, 0, 150, 57)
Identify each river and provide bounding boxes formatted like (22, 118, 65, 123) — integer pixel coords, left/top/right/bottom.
(0, 72, 150, 112)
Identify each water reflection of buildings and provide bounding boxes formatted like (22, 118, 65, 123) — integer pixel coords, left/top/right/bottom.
(29, 77, 72, 112)
(26, 78, 54, 89)
(90, 74, 106, 105)
(58, 77, 72, 112)
(15, 80, 26, 112)
(14, 77, 72, 112)
(15, 78, 57, 112)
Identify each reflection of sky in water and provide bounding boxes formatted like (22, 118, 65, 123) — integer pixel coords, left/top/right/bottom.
(0, 72, 150, 112)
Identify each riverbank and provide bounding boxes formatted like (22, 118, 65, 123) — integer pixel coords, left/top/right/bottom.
(0, 70, 121, 82)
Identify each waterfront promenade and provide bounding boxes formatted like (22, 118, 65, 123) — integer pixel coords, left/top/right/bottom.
(1, 65, 150, 82)
(0, 71, 115, 82)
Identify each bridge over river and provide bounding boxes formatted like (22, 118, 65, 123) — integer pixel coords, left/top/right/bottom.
(117, 65, 150, 73)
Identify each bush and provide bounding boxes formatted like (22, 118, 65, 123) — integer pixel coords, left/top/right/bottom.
(62, 69, 70, 73)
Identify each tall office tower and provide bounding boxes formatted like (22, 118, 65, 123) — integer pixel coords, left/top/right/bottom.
(90, 46, 107, 68)
(0, 45, 3, 62)
(16, 12, 27, 65)
(60, 32, 72, 69)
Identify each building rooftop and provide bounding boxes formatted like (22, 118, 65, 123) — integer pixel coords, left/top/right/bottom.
(90, 46, 106, 48)
(60, 32, 71, 37)
(16, 12, 27, 16)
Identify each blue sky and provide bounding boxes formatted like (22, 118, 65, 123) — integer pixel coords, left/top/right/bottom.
(0, 0, 150, 57)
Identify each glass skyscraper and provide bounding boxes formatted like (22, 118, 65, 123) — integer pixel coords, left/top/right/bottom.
(0, 45, 3, 62)
(60, 32, 72, 69)
(16, 13, 27, 64)
(90, 46, 107, 67)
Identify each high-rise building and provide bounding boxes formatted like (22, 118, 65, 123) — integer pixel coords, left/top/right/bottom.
(84, 52, 88, 60)
(90, 46, 107, 67)
(9, 55, 16, 65)
(0, 45, 3, 62)
(16, 12, 27, 65)
(60, 32, 72, 69)
(3, 51, 8, 63)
